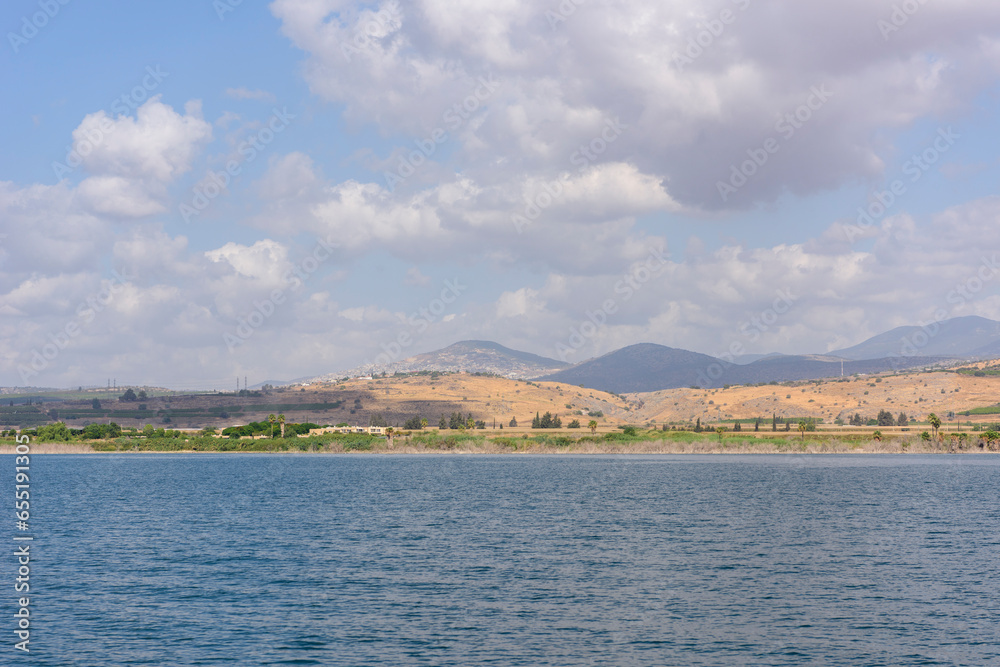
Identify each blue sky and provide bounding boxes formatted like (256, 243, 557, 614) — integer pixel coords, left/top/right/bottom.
(2, 0, 1000, 389)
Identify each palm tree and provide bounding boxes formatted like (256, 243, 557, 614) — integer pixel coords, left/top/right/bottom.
(588, 420, 598, 435)
(268, 414, 276, 438)
(385, 426, 394, 448)
(420, 418, 428, 429)
(278, 414, 285, 438)
(928, 413, 941, 440)
(798, 421, 807, 440)
(715, 426, 726, 443)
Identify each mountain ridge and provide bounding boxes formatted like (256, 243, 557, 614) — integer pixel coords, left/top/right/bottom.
(304, 316, 1000, 391)
(535, 343, 951, 393)
(311, 340, 569, 382)
(827, 315, 1000, 360)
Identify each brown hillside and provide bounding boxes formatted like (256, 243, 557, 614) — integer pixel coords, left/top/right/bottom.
(308, 374, 634, 427)
(629, 369, 1000, 424)
(41, 374, 633, 430)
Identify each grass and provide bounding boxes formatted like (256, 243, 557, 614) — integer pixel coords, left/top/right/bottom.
(960, 405, 1000, 415)
(6, 425, 1000, 455)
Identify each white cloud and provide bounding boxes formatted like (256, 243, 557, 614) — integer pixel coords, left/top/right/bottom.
(495, 287, 543, 319)
(251, 155, 677, 273)
(0, 181, 110, 276)
(75, 176, 165, 218)
(67, 97, 213, 219)
(404, 267, 431, 287)
(205, 239, 291, 285)
(73, 97, 212, 183)
(271, 0, 1000, 208)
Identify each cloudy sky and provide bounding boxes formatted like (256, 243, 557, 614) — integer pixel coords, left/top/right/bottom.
(2, 0, 1000, 389)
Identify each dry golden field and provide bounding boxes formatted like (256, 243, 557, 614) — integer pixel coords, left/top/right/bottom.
(629, 368, 999, 426)
(305, 374, 634, 427)
(33, 374, 633, 430)
(18, 365, 1000, 432)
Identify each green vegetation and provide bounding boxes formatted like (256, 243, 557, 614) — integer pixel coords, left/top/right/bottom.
(959, 404, 1000, 416)
(221, 420, 320, 439)
(7, 422, 1000, 454)
(531, 411, 562, 428)
(955, 364, 1000, 377)
(0, 405, 49, 428)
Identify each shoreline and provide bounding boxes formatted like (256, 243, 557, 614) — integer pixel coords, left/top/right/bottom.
(1, 440, 995, 455)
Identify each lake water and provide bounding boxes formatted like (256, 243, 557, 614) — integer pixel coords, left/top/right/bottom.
(10, 454, 1000, 665)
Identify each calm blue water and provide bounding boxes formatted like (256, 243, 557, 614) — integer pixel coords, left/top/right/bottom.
(7, 454, 1000, 665)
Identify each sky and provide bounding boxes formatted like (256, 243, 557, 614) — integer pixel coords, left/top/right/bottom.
(2, 0, 1000, 390)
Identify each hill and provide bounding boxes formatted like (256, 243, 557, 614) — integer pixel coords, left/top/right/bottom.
(12, 367, 1000, 434)
(630, 367, 1000, 426)
(537, 344, 948, 392)
(536, 344, 724, 393)
(829, 316, 1000, 360)
(6, 373, 631, 431)
(314, 340, 569, 381)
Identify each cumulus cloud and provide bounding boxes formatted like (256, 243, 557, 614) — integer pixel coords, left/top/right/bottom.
(271, 0, 1000, 208)
(251, 152, 677, 273)
(72, 97, 211, 182)
(68, 97, 212, 218)
(4, 196, 999, 387)
(5, 1, 1000, 389)
(0, 181, 110, 276)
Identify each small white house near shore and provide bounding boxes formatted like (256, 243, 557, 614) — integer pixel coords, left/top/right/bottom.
(309, 425, 387, 436)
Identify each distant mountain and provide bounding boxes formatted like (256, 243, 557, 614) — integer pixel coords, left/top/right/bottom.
(968, 337, 1000, 358)
(303, 315, 1000, 392)
(729, 354, 945, 387)
(537, 344, 949, 393)
(730, 353, 784, 365)
(313, 340, 569, 381)
(829, 316, 1000, 360)
(535, 344, 720, 393)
